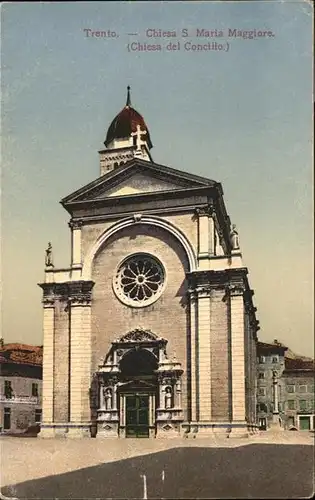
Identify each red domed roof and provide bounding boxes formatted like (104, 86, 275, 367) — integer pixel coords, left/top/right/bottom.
(105, 87, 153, 149)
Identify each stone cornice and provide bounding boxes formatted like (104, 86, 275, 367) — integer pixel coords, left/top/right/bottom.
(187, 268, 249, 290)
(39, 280, 94, 305)
(187, 269, 258, 328)
(64, 205, 205, 225)
(62, 185, 217, 214)
(98, 145, 136, 155)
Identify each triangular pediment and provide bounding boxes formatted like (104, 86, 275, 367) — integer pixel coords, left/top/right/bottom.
(61, 158, 215, 206)
(104, 172, 182, 197)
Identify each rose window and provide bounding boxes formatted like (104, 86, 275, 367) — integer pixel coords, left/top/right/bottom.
(113, 254, 165, 307)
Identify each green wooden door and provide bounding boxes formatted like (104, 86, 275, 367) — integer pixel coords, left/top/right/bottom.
(126, 394, 149, 438)
(299, 416, 310, 430)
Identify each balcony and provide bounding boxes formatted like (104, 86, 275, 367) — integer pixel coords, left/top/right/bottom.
(0, 395, 40, 405)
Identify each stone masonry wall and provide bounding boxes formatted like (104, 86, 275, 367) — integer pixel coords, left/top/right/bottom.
(0, 403, 42, 433)
(0, 376, 42, 399)
(90, 223, 190, 419)
(81, 213, 198, 273)
(164, 213, 198, 257)
(81, 222, 112, 264)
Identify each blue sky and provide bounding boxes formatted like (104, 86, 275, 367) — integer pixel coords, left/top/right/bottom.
(1, 1, 313, 355)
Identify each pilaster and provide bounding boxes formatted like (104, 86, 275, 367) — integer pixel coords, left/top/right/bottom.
(197, 286, 212, 421)
(38, 294, 55, 438)
(229, 285, 246, 423)
(69, 219, 83, 280)
(69, 220, 82, 265)
(67, 281, 94, 438)
(195, 204, 216, 270)
(189, 290, 198, 422)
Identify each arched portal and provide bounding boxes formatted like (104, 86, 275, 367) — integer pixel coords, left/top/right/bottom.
(120, 348, 158, 378)
(119, 349, 158, 438)
(94, 328, 184, 438)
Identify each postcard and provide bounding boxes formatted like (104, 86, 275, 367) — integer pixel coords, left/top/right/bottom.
(1, 1, 313, 499)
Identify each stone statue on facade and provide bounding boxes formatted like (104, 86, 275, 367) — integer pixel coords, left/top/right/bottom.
(230, 224, 240, 250)
(165, 386, 172, 409)
(45, 242, 54, 267)
(104, 388, 112, 410)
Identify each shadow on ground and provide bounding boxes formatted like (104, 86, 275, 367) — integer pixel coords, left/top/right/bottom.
(2, 444, 314, 499)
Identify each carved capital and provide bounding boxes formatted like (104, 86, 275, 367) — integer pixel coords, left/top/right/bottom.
(69, 295, 91, 306)
(228, 284, 245, 297)
(196, 285, 212, 297)
(108, 376, 119, 386)
(42, 296, 55, 307)
(68, 219, 83, 230)
(161, 377, 173, 385)
(187, 288, 198, 302)
(195, 203, 215, 218)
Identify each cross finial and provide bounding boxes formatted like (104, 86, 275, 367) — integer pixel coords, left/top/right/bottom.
(131, 123, 147, 150)
(126, 86, 131, 107)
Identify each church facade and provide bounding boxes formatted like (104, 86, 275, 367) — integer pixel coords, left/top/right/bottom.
(39, 88, 259, 438)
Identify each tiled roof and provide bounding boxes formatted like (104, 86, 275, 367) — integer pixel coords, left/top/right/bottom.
(257, 340, 314, 362)
(0, 343, 43, 366)
(1, 343, 42, 352)
(257, 341, 288, 350)
(284, 357, 315, 372)
(284, 348, 313, 361)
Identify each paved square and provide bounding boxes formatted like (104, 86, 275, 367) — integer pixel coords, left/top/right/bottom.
(1, 432, 314, 499)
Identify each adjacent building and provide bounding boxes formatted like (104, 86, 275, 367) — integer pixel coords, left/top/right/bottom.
(38, 88, 259, 439)
(256, 340, 287, 430)
(0, 341, 42, 433)
(256, 340, 314, 431)
(281, 357, 314, 431)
